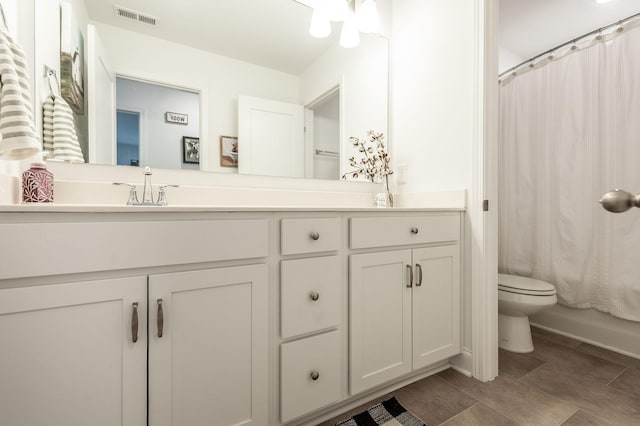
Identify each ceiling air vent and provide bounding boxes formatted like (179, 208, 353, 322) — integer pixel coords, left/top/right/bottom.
(113, 4, 158, 27)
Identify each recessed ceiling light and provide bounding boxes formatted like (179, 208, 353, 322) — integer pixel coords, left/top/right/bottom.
(595, 0, 616, 4)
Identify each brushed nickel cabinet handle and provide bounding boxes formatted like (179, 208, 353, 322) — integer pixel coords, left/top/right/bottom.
(310, 291, 320, 301)
(131, 302, 139, 343)
(310, 371, 320, 381)
(310, 232, 320, 241)
(157, 299, 164, 338)
(406, 264, 413, 288)
(410, 227, 419, 235)
(416, 264, 423, 287)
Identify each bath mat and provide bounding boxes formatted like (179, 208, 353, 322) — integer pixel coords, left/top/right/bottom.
(336, 397, 426, 426)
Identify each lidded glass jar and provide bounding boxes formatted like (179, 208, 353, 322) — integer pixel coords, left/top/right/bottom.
(22, 162, 54, 203)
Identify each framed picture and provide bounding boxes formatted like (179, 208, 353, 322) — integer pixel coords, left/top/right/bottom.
(60, 3, 84, 114)
(220, 136, 238, 167)
(182, 136, 200, 164)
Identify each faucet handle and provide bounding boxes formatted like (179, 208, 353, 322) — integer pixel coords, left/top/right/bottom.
(157, 185, 179, 206)
(113, 182, 139, 205)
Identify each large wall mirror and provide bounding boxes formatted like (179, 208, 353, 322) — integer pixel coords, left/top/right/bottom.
(33, 0, 390, 181)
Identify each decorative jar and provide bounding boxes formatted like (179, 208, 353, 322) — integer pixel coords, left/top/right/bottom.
(22, 162, 54, 203)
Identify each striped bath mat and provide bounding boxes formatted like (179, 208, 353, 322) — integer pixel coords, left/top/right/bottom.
(336, 397, 426, 426)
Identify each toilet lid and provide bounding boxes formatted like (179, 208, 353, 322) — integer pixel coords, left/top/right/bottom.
(498, 274, 556, 296)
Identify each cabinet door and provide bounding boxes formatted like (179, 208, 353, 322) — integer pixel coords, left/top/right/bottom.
(349, 250, 412, 395)
(149, 265, 268, 426)
(412, 245, 461, 370)
(0, 277, 147, 426)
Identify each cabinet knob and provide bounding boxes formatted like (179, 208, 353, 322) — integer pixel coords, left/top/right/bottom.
(410, 227, 419, 235)
(310, 370, 320, 381)
(310, 291, 320, 301)
(310, 232, 320, 241)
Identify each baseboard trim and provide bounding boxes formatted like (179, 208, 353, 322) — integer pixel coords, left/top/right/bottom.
(530, 305, 640, 359)
(450, 349, 473, 377)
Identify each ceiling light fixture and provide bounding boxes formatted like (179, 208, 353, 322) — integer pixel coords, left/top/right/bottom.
(307, 0, 380, 48)
(309, 8, 331, 38)
(595, 0, 616, 3)
(356, 0, 380, 33)
(340, 8, 360, 48)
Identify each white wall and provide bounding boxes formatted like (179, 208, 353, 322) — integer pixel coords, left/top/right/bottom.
(94, 22, 300, 174)
(391, 0, 478, 353)
(499, 46, 524, 74)
(300, 34, 389, 178)
(116, 78, 200, 170)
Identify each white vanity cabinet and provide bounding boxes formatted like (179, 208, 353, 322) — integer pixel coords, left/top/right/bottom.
(0, 277, 147, 426)
(148, 265, 268, 426)
(349, 214, 461, 395)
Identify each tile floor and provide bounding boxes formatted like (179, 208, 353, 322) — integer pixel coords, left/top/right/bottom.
(321, 327, 640, 426)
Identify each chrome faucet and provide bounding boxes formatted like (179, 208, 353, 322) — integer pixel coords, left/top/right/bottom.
(113, 167, 178, 206)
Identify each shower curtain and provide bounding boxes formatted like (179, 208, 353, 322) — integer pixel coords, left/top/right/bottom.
(499, 24, 640, 322)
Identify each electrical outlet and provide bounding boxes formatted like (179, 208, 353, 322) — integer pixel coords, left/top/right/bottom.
(397, 163, 408, 184)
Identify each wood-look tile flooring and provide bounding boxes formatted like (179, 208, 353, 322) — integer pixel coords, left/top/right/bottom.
(320, 327, 640, 426)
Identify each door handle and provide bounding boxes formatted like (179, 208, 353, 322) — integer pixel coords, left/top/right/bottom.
(415, 264, 423, 287)
(157, 298, 164, 338)
(131, 302, 139, 343)
(406, 264, 413, 288)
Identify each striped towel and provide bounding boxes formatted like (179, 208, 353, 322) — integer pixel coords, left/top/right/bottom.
(42, 95, 84, 162)
(0, 25, 41, 160)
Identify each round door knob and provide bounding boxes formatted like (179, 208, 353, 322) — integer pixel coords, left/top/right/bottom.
(310, 370, 320, 381)
(410, 227, 419, 235)
(310, 232, 320, 241)
(310, 291, 320, 301)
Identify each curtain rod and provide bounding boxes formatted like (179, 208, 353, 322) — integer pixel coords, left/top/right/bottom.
(500, 11, 640, 78)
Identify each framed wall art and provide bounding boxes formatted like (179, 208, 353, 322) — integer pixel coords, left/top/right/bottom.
(220, 136, 238, 167)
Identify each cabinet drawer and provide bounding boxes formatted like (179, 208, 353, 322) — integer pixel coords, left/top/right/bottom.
(350, 214, 460, 249)
(281, 218, 341, 255)
(281, 331, 342, 423)
(281, 256, 341, 339)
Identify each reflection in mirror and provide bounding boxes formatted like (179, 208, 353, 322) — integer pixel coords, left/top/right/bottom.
(33, 0, 389, 180)
(115, 77, 200, 170)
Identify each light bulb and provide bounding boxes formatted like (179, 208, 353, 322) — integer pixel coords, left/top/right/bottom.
(340, 10, 360, 48)
(326, 0, 348, 22)
(357, 0, 380, 33)
(309, 8, 331, 38)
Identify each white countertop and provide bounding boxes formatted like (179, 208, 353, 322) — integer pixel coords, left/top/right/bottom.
(0, 204, 465, 213)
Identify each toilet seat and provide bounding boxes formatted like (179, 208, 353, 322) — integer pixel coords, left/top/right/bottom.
(498, 274, 556, 296)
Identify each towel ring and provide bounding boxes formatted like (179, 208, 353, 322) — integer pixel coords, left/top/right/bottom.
(44, 66, 61, 98)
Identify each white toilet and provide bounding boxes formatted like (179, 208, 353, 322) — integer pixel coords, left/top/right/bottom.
(498, 274, 557, 353)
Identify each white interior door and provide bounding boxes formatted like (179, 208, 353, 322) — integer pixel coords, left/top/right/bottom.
(238, 94, 304, 177)
(0, 277, 147, 426)
(87, 24, 115, 165)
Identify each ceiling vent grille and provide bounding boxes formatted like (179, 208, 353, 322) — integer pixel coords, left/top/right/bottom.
(113, 5, 158, 27)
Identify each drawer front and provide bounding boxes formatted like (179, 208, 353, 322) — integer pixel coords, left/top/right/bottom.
(281, 331, 342, 423)
(281, 218, 341, 255)
(350, 214, 460, 249)
(281, 256, 341, 339)
(0, 219, 269, 280)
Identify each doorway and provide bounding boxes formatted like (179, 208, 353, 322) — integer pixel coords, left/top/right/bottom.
(116, 110, 140, 167)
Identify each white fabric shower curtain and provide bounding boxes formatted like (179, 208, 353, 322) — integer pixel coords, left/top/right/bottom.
(499, 25, 640, 322)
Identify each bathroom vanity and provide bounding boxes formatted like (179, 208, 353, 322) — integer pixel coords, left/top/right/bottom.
(0, 206, 463, 426)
